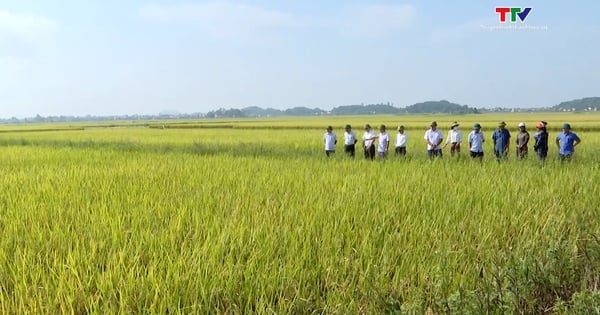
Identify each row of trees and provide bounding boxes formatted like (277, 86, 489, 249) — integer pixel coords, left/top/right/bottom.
(3, 98, 598, 122)
(207, 100, 479, 118)
(201, 98, 600, 118)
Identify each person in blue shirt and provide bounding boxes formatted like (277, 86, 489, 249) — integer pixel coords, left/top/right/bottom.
(555, 123, 581, 161)
(492, 121, 511, 161)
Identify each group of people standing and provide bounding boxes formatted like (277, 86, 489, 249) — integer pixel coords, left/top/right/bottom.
(323, 124, 404, 159)
(323, 120, 582, 161)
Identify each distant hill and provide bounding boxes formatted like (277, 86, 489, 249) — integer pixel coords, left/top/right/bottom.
(331, 104, 400, 115)
(14, 98, 600, 122)
(241, 106, 284, 117)
(551, 97, 600, 112)
(284, 107, 327, 116)
(233, 100, 479, 118)
(404, 100, 478, 114)
(205, 108, 245, 118)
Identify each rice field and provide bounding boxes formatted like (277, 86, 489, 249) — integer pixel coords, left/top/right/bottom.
(0, 113, 599, 314)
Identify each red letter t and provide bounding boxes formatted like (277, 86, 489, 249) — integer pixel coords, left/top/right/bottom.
(495, 7, 510, 22)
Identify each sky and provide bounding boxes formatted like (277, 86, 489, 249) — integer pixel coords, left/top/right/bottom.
(1, 0, 599, 118)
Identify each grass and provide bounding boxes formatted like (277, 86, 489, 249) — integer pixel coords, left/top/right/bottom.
(0, 113, 599, 314)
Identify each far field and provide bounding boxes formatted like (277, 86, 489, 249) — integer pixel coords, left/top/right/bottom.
(0, 113, 598, 314)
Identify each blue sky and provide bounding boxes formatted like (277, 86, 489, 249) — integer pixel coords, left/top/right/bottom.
(1, 0, 599, 118)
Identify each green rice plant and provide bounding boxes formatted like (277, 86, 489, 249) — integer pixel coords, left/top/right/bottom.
(0, 114, 598, 313)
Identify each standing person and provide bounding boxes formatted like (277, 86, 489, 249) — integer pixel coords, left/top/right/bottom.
(343, 124, 358, 158)
(556, 123, 581, 161)
(395, 125, 408, 157)
(323, 125, 337, 157)
(516, 122, 530, 159)
(533, 121, 549, 162)
(468, 123, 485, 161)
(444, 121, 463, 157)
(362, 124, 377, 160)
(424, 121, 443, 159)
(377, 124, 390, 159)
(492, 121, 511, 161)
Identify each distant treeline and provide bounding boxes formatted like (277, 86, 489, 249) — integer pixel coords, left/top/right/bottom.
(211, 100, 478, 118)
(2, 97, 599, 123)
(205, 97, 600, 118)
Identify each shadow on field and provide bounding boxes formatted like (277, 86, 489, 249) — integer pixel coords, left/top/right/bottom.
(3, 137, 600, 164)
(0, 127, 85, 133)
(0, 138, 319, 159)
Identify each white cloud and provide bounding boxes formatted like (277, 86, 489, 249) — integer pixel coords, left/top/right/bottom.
(340, 4, 416, 37)
(430, 18, 489, 45)
(0, 10, 57, 41)
(140, 2, 293, 39)
(0, 10, 58, 58)
(141, 3, 417, 39)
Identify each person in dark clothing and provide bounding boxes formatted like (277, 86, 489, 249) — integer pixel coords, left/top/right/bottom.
(533, 121, 549, 161)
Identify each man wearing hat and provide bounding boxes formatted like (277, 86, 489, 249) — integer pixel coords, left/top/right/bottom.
(516, 122, 530, 159)
(492, 121, 511, 161)
(424, 121, 443, 159)
(556, 123, 581, 161)
(444, 121, 463, 157)
(362, 123, 377, 160)
(343, 124, 358, 158)
(395, 125, 408, 157)
(377, 124, 390, 159)
(468, 123, 485, 161)
(323, 125, 337, 157)
(533, 121, 549, 161)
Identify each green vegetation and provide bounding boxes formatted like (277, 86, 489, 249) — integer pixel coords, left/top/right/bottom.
(208, 100, 477, 117)
(0, 113, 598, 314)
(553, 97, 600, 112)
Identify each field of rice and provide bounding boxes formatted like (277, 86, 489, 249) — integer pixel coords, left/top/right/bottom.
(0, 113, 599, 314)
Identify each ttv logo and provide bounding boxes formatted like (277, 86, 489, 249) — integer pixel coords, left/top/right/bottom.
(495, 7, 532, 23)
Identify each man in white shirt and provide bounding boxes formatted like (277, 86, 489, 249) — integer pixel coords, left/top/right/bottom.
(362, 124, 377, 160)
(424, 121, 443, 159)
(395, 125, 408, 157)
(445, 121, 463, 157)
(343, 124, 358, 158)
(377, 124, 390, 159)
(323, 125, 337, 157)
